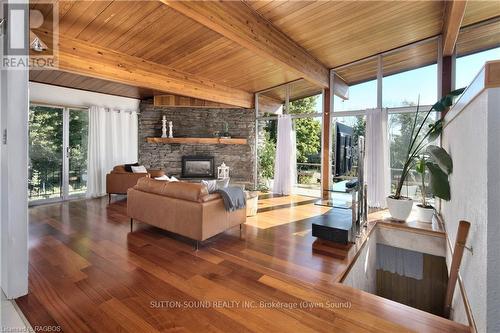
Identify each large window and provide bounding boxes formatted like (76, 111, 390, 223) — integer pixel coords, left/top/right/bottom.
(29, 105, 64, 201)
(255, 39, 494, 203)
(68, 109, 89, 196)
(257, 89, 323, 197)
(293, 109, 322, 197)
(383, 64, 437, 108)
(29, 104, 89, 203)
(333, 80, 377, 112)
(456, 47, 500, 89)
(382, 40, 438, 108)
(388, 110, 438, 201)
(257, 118, 277, 190)
(334, 59, 378, 112)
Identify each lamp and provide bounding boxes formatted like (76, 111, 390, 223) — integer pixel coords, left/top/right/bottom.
(217, 162, 230, 179)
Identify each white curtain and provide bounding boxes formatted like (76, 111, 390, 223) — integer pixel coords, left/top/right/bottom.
(273, 115, 297, 195)
(365, 108, 390, 208)
(86, 106, 138, 198)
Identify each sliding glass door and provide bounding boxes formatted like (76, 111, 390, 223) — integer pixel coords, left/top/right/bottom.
(28, 104, 88, 204)
(28, 105, 64, 202)
(68, 109, 89, 197)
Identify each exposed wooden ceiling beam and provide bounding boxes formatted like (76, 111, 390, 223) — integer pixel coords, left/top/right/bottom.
(442, 0, 468, 56)
(160, 0, 330, 88)
(36, 31, 253, 108)
(154, 94, 239, 108)
(258, 95, 283, 114)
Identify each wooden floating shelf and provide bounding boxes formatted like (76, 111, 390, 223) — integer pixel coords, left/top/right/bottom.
(146, 137, 247, 145)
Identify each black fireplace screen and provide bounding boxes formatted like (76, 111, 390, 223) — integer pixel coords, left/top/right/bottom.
(181, 156, 215, 178)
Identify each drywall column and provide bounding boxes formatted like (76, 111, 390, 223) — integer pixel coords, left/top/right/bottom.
(441, 62, 500, 332)
(0, 0, 29, 298)
(486, 87, 500, 333)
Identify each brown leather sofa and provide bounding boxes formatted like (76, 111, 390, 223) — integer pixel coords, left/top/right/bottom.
(106, 165, 165, 203)
(127, 177, 246, 247)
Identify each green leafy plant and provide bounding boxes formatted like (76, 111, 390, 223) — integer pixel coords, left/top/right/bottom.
(257, 96, 320, 187)
(415, 144, 453, 207)
(392, 87, 465, 199)
(258, 130, 276, 180)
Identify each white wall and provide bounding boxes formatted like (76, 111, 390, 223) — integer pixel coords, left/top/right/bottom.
(342, 226, 446, 293)
(342, 231, 378, 293)
(29, 82, 140, 110)
(441, 87, 500, 332)
(486, 88, 500, 333)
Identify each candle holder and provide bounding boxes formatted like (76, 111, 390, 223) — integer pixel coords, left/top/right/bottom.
(161, 115, 167, 138)
(168, 121, 173, 138)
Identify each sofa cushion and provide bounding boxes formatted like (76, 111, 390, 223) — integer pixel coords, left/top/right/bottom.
(131, 165, 148, 173)
(112, 165, 128, 173)
(148, 169, 166, 178)
(124, 163, 140, 172)
(202, 178, 230, 193)
(135, 177, 209, 202)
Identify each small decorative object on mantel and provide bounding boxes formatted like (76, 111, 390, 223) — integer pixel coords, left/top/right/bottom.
(161, 115, 168, 138)
(220, 121, 230, 139)
(168, 121, 173, 138)
(217, 162, 230, 179)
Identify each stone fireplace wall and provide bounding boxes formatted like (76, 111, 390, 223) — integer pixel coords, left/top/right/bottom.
(138, 100, 256, 187)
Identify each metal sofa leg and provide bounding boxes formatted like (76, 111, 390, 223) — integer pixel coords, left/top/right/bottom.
(108, 193, 112, 204)
(130, 218, 133, 232)
(194, 240, 199, 251)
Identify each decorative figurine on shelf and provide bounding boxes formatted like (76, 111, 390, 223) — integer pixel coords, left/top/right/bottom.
(161, 115, 168, 138)
(168, 121, 173, 138)
(217, 162, 230, 179)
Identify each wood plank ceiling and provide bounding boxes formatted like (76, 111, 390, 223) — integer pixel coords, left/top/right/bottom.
(248, 0, 446, 69)
(29, 0, 500, 103)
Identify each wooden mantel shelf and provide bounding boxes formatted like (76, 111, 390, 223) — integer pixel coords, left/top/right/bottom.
(146, 137, 247, 145)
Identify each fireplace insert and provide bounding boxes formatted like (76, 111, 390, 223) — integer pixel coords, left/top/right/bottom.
(181, 156, 215, 178)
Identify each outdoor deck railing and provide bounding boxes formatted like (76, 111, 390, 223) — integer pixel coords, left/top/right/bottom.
(28, 164, 87, 201)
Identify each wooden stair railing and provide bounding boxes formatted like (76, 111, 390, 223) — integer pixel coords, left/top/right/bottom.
(444, 220, 471, 318)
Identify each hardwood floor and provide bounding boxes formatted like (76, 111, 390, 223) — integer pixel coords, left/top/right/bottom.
(18, 195, 470, 333)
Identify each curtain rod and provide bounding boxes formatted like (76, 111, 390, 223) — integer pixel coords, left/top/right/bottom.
(103, 108, 138, 114)
(30, 101, 88, 110)
(30, 101, 139, 114)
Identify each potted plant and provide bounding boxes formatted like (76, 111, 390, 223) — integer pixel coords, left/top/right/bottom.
(387, 88, 464, 221)
(414, 145, 453, 222)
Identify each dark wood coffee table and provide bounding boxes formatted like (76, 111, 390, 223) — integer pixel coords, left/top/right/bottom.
(311, 208, 354, 259)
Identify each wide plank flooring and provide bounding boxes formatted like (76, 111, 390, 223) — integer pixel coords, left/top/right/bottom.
(18, 195, 470, 333)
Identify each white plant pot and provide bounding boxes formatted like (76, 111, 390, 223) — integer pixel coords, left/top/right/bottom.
(386, 196, 414, 221)
(416, 205, 434, 223)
